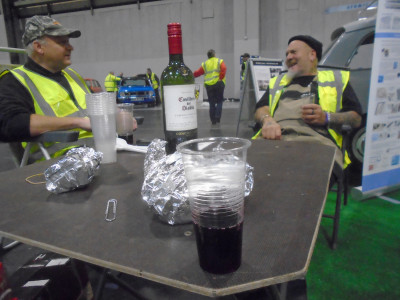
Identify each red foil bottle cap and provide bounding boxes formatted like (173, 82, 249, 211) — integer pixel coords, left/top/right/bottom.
(167, 23, 183, 55)
(167, 23, 182, 36)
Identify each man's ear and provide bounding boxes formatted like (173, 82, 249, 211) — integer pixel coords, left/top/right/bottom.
(310, 49, 317, 62)
(33, 40, 44, 55)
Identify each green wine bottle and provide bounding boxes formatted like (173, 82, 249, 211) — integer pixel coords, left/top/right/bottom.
(161, 23, 198, 154)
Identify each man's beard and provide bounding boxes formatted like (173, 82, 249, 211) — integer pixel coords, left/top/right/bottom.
(286, 69, 300, 80)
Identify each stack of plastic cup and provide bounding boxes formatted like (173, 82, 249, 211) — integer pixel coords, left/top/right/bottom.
(86, 92, 117, 164)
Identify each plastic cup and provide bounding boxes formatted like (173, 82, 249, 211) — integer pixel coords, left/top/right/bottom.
(310, 93, 316, 104)
(116, 103, 134, 144)
(86, 92, 117, 164)
(177, 137, 251, 274)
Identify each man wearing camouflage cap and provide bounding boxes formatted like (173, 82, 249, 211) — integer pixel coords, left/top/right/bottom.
(0, 15, 136, 157)
(22, 15, 82, 47)
(0, 15, 92, 148)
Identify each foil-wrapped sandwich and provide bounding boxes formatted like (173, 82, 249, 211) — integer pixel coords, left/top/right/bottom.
(141, 139, 254, 225)
(141, 139, 191, 225)
(44, 147, 102, 194)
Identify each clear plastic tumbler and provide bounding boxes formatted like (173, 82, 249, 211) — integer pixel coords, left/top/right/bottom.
(85, 92, 117, 164)
(177, 137, 251, 274)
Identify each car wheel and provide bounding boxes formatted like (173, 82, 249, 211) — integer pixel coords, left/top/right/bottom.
(349, 116, 366, 169)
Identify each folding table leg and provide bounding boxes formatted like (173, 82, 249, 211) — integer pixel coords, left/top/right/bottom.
(269, 282, 288, 300)
(94, 268, 108, 300)
(105, 271, 147, 300)
(331, 180, 343, 250)
(92, 267, 147, 300)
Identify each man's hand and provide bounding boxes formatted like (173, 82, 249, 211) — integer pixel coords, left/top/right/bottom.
(132, 117, 138, 131)
(261, 117, 282, 140)
(301, 104, 326, 126)
(255, 106, 282, 139)
(77, 117, 92, 132)
(301, 105, 362, 130)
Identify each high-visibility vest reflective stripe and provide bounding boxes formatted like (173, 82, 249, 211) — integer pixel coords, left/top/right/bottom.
(147, 73, 159, 89)
(254, 69, 351, 167)
(10, 66, 92, 140)
(104, 74, 120, 92)
(202, 57, 225, 85)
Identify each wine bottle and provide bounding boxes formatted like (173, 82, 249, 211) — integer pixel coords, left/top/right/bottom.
(161, 23, 198, 154)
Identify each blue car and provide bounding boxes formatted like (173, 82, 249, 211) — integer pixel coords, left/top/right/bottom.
(117, 75, 156, 107)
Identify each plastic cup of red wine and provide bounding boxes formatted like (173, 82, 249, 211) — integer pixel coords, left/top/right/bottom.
(116, 103, 134, 144)
(177, 137, 251, 274)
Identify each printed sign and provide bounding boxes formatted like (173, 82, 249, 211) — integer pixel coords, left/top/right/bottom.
(362, 0, 400, 192)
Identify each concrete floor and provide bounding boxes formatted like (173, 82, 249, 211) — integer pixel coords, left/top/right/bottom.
(2, 101, 287, 300)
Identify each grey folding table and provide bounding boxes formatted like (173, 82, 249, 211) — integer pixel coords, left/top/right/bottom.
(0, 140, 335, 298)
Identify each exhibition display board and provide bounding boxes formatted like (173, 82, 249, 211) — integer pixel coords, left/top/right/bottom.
(362, 0, 400, 196)
(236, 58, 283, 138)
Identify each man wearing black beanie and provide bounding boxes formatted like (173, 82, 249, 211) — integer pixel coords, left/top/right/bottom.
(254, 34, 362, 171)
(288, 35, 323, 61)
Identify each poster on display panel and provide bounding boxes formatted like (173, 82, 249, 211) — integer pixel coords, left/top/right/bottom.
(362, 0, 400, 193)
(250, 58, 284, 102)
(236, 58, 283, 138)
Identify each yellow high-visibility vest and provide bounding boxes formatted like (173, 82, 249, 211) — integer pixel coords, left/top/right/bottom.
(146, 72, 159, 90)
(255, 69, 351, 167)
(104, 73, 121, 92)
(241, 61, 247, 81)
(9, 66, 93, 156)
(202, 57, 225, 86)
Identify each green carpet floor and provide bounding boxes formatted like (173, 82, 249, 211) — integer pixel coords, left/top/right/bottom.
(307, 189, 400, 299)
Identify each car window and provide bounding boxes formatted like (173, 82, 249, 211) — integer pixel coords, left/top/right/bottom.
(323, 27, 345, 58)
(85, 80, 91, 86)
(122, 79, 146, 86)
(347, 33, 374, 69)
(94, 80, 100, 87)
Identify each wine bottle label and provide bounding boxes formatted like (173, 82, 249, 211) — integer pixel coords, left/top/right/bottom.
(164, 84, 197, 131)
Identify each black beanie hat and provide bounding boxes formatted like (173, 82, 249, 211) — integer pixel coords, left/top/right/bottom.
(288, 35, 323, 61)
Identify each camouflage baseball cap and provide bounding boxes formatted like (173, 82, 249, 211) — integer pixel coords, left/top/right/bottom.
(22, 15, 81, 46)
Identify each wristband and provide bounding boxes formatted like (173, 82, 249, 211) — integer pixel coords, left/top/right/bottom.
(261, 114, 270, 123)
(325, 112, 330, 126)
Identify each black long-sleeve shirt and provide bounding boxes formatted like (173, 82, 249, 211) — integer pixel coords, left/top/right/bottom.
(0, 58, 76, 142)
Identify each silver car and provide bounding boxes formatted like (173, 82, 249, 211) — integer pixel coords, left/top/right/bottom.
(320, 16, 376, 170)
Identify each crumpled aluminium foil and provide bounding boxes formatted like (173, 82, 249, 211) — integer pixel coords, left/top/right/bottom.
(245, 163, 254, 195)
(44, 147, 102, 194)
(141, 139, 191, 225)
(141, 139, 254, 225)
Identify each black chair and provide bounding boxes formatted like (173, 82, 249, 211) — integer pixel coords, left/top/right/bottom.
(322, 125, 351, 250)
(1, 130, 79, 251)
(8, 130, 80, 167)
